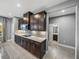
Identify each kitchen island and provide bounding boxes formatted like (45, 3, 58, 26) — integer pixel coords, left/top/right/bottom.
(15, 33, 46, 59)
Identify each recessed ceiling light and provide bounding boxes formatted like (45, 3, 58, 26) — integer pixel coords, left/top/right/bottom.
(17, 3, 21, 8)
(61, 10, 65, 13)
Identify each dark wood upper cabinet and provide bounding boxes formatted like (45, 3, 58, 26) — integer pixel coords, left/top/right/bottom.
(30, 11, 47, 31)
(18, 12, 33, 30)
(18, 11, 47, 31)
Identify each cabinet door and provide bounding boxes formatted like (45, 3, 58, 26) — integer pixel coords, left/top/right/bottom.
(18, 19, 24, 30)
(15, 35, 18, 43)
(18, 36, 21, 45)
(21, 38, 26, 48)
(38, 13, 46, 31)
(25, 39, 31, 51)
(30, 40, 41, 58)
(18, 18, 29, 30)
(15, 35, 21, 45)
(30, 40, 36, 53)
(30, 15, 39, 30)
(34, 43, 41, 57)
(30, 11, 46, 31)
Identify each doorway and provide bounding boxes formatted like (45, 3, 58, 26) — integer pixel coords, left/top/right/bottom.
(49, 24, 59, 42)
(48, 6, 76, 59)
(0, 17, 4, 43)
(52, 24, 59, 41)
(0, 22, 3, 42)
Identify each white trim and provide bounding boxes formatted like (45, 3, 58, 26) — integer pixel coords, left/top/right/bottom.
(52, 23, 59, 42)
(75, 5, 77, 59)
(46, 15, 49, 50)
(59, 43, 75, 50)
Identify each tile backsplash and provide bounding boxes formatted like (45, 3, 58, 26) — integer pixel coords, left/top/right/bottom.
(16, 30, 46, 38)
(31, 31, 46, 38)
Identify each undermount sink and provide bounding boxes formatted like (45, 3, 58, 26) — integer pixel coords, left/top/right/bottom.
(22, 35, 31, 37)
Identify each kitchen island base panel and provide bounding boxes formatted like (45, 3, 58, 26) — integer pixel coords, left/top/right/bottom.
(15, 35, 46, 59)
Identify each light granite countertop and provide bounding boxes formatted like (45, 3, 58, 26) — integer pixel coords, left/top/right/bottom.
(15, 33, 46, 43)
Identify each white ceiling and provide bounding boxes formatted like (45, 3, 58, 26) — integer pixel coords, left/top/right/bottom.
(0, 0, 68, 17)
(47, 0, 76, 17)
(49, 6, 75, 17)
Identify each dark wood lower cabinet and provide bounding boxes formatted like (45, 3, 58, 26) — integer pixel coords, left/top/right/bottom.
(15, 35, 46, 59)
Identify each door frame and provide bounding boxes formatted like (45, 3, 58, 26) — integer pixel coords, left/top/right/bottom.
(49, 23, 59, 42)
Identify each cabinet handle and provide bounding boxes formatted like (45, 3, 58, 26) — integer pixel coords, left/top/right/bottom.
(32, 44, 35, 48)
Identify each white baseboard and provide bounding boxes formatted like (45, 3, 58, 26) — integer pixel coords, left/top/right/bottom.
(58, 43, 75, 50)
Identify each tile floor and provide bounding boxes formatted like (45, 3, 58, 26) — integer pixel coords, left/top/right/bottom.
(43, 41, 75, 59)
(0, 41, 75, 59)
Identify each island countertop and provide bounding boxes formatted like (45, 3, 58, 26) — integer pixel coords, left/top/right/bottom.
(15, 33, 46, 43)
